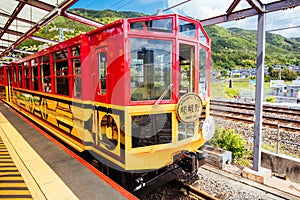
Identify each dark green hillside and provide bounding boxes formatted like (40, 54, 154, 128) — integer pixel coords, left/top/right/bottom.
(15, 8, 300, 71)
(205, 26, 300, 70)
(70, 8, 145, 24)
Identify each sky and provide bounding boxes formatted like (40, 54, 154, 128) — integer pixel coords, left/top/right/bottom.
(70, 0, 300, 38)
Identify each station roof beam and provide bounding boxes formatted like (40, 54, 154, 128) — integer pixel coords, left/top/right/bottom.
(201, 0, 300, 26)
(0, 0, 79, 59)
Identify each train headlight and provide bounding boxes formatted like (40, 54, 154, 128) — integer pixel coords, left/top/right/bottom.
(202, 116, 215, 141)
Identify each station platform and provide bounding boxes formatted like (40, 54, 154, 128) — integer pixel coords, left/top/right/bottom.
(0, 102, 137, 200)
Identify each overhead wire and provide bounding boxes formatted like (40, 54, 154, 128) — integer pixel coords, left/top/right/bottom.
(114, 0, 136, 11)
(85, 0, 98, 9)
(108, 0, 126, 9)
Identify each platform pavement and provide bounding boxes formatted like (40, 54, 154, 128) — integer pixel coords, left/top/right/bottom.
(0, 111, 78, 199)
(224, 163, 300, 199)
(0, 102, 136, 200)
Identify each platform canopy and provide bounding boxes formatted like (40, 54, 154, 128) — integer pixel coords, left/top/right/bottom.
(0, 0, 299, 64)
(0, 0, 103, 63)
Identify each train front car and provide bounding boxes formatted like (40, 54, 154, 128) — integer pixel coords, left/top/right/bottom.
(86, 14, 214, 190)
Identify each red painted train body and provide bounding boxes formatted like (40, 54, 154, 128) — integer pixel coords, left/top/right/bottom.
(0, 14, 214, 190)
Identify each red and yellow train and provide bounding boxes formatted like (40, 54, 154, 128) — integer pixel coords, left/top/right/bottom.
(0, 14, 214, 190)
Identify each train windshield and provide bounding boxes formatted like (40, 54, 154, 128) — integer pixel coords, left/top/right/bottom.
(130, 18, 172, 33)
(130, 38, 172, 101)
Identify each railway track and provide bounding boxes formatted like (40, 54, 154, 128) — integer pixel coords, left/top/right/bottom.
(181, 182, 219, 200)
(210, 99, 300, 131)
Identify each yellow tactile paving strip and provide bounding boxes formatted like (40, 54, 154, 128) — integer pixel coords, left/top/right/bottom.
(0, 137, 32, 199)
(0, 112, 79, 200)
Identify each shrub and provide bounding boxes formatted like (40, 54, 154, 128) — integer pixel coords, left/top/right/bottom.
(207, 127, 249, 162)
(224, 87, 239, 98)
(266, 96, 275, 103)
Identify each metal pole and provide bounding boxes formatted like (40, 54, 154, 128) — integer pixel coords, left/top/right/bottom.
(253, 10, 266, 172)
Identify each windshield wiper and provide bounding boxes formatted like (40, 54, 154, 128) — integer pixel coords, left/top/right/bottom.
(154, 83, 173, 106)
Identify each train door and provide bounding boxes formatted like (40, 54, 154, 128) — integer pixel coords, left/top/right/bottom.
(179, 43, 195, 97)
(94, 47, 122, 159)
(178, 43, 196, 140)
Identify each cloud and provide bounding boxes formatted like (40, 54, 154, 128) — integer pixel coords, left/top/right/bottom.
(167, 0, 300, 38)
(166, 0, 251, 19)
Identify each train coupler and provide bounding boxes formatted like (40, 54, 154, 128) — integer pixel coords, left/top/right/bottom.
(177, 151, 205, 183)
(178, 151, 205, 173)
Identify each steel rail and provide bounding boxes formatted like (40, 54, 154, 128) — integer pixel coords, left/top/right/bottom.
(210, 107, 300, 131)
(182, 182, 219, 200)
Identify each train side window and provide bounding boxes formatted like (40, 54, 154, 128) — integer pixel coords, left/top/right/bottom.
(54, 60, 69, 96)
(130, 18, 172, 33)
(24, 62, 30, 89)
(54, 49, 68, 60)
(72, 46, 80, 57)
(53, 49, 69, 96)
(12, 66, 17, 87)
(42, 63, 51, 93)
(71, 45, 81, 98)
(18, 65, 22, 88)
(199, 47, 207, 98)
(179, 19, 196, 38)
(98, 52, 107, 95)
(73, 58, 81, 98)
(31, 58, 40, 91)
(178, 122, 195, 141)
(32, 65, 39, 91)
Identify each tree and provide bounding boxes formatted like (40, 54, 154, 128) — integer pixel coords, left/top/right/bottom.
(281, 68, 298, 81)
(220, 69, 227, 77)
(270, 68, 298, 81)
(268, 66, 273, 74)
(270, 69, 280, 80)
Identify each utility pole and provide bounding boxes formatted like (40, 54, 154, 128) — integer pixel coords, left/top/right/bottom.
(253, 10, 266, 172)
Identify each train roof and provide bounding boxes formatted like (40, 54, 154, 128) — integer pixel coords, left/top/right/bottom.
(10, 13, 208, 65)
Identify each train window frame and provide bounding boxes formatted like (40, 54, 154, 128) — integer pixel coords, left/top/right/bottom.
(130, 18, 173, 33)
(129, 38, 173, 102)
(131, 113, 172, 148)
(54, 60, 69, 96)
(53, 49, 69, 96)
(72, 45, 80, 57)
(31, 58, 40, 91)
(73, 58, 81, 98)
(98, 51, 107, 95)
(39, 55, 51, 93)
(24, 61, 31, 89)
(18, 64, 23, 88)
(41, 62, 51, 93)
(179, 43, 195, 97)
(178, 19, 196, 38)
(199, 47, 208, 99)
(54, 49, 68, 61)
(12, 65, 17, 87)
(71, 45, 81, 98)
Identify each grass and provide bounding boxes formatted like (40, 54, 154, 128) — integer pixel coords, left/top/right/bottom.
(262, 143, 300, 159)
(210, 78, 274, 99)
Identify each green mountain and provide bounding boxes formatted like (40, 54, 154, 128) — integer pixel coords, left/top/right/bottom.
(70, 8, 145, 24)
(205, 26, 300, 70)
(16, 9, 300, 71)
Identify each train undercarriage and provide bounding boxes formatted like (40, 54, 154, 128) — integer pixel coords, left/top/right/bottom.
(83, 149, 205, 194)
